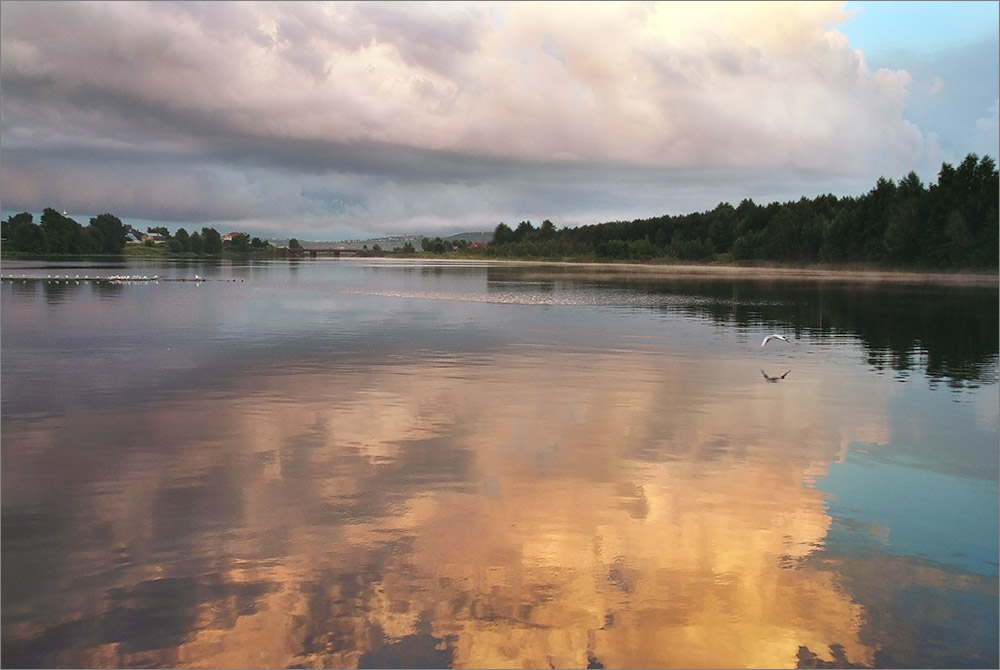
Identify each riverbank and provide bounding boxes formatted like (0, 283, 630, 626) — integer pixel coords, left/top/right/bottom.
(2, 249, 996, 286)
(477, 259, 999, 286)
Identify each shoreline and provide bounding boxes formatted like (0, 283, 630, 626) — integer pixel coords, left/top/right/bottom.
(421, 258, 1000, 286)
(2, 253, 996, 286)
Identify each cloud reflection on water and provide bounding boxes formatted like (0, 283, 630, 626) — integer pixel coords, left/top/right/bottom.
(3, 345, 906, 668)
(4, 263, 999, 667)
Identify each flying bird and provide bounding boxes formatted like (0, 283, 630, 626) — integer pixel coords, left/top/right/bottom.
(761, 369, 791, 382)
(761, 334, 789, 347)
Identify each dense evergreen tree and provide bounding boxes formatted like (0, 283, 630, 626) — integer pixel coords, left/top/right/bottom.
(89, 213, 128, 254)
(174, 228, 191, 252)
(1, 212, 33, 241)
(487, 153, 997, 270)
(493, 222, 516, 245)
(189, 231, 204, 254)
(225, 232, 251, 252)
(13, 221, 47, 254)
(40, 208, 84, 254)
(201, 227, 223, 254)
(420, 236, 447, 253)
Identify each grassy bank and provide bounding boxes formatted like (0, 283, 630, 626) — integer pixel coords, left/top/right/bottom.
(120, 244, 289, 259)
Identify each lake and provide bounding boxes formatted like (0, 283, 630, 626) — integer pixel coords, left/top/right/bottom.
(2, 257, 997, 669)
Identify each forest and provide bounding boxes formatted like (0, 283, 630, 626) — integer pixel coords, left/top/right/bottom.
(2, 210, 136, 256)
(2, 153, 997, 269)
(0, 211, 270, 257)
(486, 153, 998, 270)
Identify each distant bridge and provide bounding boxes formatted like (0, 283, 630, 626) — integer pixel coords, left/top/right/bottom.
(288, 248, 363, 258)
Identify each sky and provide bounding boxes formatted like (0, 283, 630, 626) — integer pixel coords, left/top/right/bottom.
(1, 1, 997, 241)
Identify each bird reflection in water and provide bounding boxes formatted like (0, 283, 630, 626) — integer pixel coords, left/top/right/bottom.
(761, 369, 791, 382)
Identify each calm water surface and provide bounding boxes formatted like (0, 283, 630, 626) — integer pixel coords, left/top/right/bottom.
(2, 258, 997, 669)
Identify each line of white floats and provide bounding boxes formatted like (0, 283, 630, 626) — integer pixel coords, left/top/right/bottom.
(107, 275, 161, 281)
(0, 274, 241, 282)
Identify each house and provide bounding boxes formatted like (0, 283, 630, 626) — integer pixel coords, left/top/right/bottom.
(222, 232, 247, 243)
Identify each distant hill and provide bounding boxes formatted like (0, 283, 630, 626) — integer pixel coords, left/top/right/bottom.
(444, 231, 492, 244)
(266, 231, 493, 250)
(264, 235, 418, 250)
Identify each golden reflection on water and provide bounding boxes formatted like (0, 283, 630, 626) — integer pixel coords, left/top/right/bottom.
(10, 348, 900, 669)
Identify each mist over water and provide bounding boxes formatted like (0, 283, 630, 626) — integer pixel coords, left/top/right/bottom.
(2, 259, 997, 669)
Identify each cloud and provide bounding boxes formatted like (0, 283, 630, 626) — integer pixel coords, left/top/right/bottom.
(870, 32, 1000, 178)
(976, 98, 1000, 146)
(1, 1, 993, 238)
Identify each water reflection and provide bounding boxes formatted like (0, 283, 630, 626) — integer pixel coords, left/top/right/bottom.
(2, 262, 997, 668)
(483, 267, 999, 388)
(0, 346, 980, 668)
(761, 368, 792, 382)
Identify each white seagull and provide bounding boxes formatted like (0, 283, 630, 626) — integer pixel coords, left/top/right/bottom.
(761, 334, 789, 347)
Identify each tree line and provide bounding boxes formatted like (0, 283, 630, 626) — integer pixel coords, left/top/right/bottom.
(0, 208, 275, 256)
(142, 225, 230, 254)
(2, 209, 134, 255)
(487, 153, 998, 269)
(4, 153, 996, 267)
